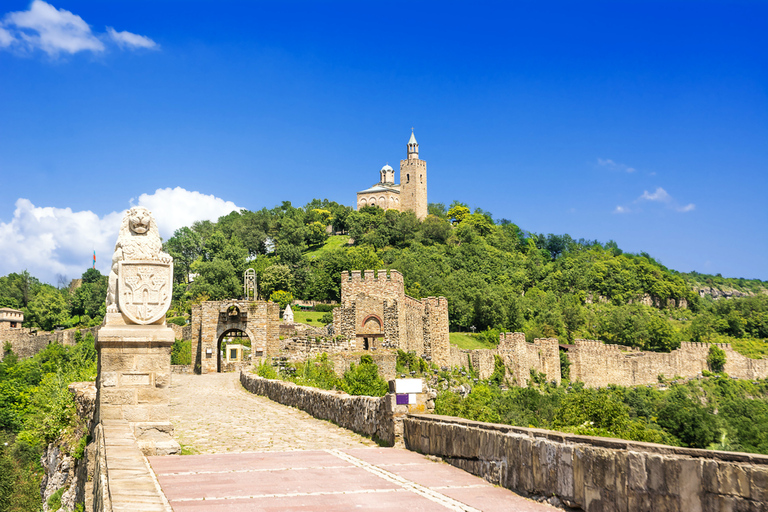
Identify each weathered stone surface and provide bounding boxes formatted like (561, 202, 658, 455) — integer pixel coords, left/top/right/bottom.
(403, 414, 768, 512)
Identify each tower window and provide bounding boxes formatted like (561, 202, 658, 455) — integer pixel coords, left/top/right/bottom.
(406, 174, 410, 183)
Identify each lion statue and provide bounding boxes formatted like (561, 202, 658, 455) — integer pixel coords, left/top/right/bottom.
(106, 207, 172, 313)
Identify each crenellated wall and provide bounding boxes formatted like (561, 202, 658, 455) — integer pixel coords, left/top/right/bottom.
(569, 340, 768, 387)
(333, 270, 450, 367)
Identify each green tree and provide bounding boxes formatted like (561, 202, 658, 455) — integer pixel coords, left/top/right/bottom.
(707, 345, 727, 373)
(26, 288, 69, 331)
(269, 290, 293, 311)
(260, 265, 292, 298)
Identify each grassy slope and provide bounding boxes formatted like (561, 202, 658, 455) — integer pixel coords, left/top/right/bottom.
(293, 310, 327, 325)
(449, 332, 497, 350)
(305, 235, 350, 259)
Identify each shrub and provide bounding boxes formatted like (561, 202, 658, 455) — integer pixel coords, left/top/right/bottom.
(321, 312, 334, 324)
(314, 304, 338, 313)
(707, 344, 726, 373)
(167, 316, 187, 327)
(255, 360, 277, 379)
(171, 339, 191, 365)
(340, 355, 388, 396)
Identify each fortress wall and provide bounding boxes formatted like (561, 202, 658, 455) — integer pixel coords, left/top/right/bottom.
(340, 269, 403, 306)
(497, 333, 561, 387)
(569, 340, 768, 388)
(423, 297, 450, 368)
(1, 327, 99, 361)
(405, 414, 768, 512)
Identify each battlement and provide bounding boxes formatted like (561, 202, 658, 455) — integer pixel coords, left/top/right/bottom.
(422, 296, 448, 308)
(341, 269, 403, 283)
(400, 159, 426, 168)
(680, 341, 732, 350)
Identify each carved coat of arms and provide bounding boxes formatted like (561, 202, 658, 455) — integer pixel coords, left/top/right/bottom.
(117, 260, 173, 325)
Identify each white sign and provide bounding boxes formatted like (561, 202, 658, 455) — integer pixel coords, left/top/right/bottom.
(395, 378, 423, 394)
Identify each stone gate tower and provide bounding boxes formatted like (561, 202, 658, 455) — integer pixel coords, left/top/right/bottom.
(400, 130, 428, 220)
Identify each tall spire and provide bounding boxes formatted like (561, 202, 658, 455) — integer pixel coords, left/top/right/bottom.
(407, 128, 419, 160)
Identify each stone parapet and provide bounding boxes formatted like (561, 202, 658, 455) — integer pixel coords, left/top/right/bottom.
(92, 420, 172, 512)
(0, 326, 99, 361)
(404, 414, 768, 512)
(240, 372, 433, 446)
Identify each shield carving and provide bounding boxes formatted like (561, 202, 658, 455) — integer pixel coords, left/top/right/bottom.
(117, 260, 173, 325)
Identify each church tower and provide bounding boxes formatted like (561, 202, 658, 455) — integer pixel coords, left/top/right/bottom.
(399, 129, 427, 220)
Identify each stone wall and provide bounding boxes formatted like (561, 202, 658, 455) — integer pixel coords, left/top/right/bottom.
(404, 414, 768, 512)
(240, 372, 433, 446)
(169, 323, 192, 341)
(448, 335, 768, 388)
(333, 269, 450, 367)
(448, 334, 562, 386)
(569, 340, 768, 388)
(191, 300, 280, 374)
(240, 371, 396, 444)
(341, 269, 404, 305)
(0, 327, 99, 361)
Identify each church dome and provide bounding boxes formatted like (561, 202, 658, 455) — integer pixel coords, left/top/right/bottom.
(380, 164, 393, 172)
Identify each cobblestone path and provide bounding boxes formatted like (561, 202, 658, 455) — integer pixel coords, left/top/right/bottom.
(169, 372, 377, 454)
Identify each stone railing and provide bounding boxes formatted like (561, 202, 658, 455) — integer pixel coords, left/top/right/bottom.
(404, 414, 768, 511)
(240, 372, 433, 446)
(92, 420, 171, 512)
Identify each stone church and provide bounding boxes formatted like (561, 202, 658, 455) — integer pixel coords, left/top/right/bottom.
(356, 130, 428, 220)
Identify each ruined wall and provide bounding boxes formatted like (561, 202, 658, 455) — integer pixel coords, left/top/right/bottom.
(0, 327, 99, 361)
(424, 297, 450, 368)
(169, 323, 192, 341)
(497, 333, 561, 387)
(569, 340, 768, 388)
(405, 414, 768, 512)
(329, 352, 397, 381)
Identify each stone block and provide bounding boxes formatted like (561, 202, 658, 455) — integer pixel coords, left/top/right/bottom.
(627, 490, 652, 512)
(101, 389, 135, 406)
(101, 353, 135, 371)
(121, 406, 150, 422)
(647, 454, 666, 493)
(101, 372, 118, 387)
(628, 451, 648, 490)
(136, 387, 169, 404)
(719, 463, 751, 497)
(748, 466, 768, 503)
(675, 458, 703, 512)
(556, 444, 575, 500)
(99, 406, 124, 420)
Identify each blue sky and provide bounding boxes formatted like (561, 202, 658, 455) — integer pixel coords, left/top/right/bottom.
(1, 1, 766, 284)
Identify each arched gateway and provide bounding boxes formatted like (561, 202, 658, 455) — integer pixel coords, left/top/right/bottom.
(189, 300, 280, 374)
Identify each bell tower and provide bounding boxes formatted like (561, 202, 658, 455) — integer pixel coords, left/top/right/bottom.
(400, 129, 427, 220)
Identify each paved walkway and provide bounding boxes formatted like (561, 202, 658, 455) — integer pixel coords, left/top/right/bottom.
(154, 372, 556, 511)
(169, 372, 377, 453)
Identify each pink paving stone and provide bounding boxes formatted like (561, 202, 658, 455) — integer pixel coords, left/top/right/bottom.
(439, 485, 559, 512)
(383, 463, 495, 489)
(168, 489, 451, 512)
(149, 450, 347, 475)
(152, 448, 558, 511)
(157, 466, 400, 502)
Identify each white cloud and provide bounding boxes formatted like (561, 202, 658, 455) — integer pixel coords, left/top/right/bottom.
(107, 27, 156, 50)
(0, 188, 242, 285)
(613, 187, 695, 215)
(597, 158, 636, 173)
(1, 1, 155, 56)
(133, 187, 243, 239)
(640, 187, 671, 203)
(0, 26, 13, 47)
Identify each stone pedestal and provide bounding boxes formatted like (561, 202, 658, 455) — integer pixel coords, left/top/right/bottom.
(96, 313, 180, 456)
